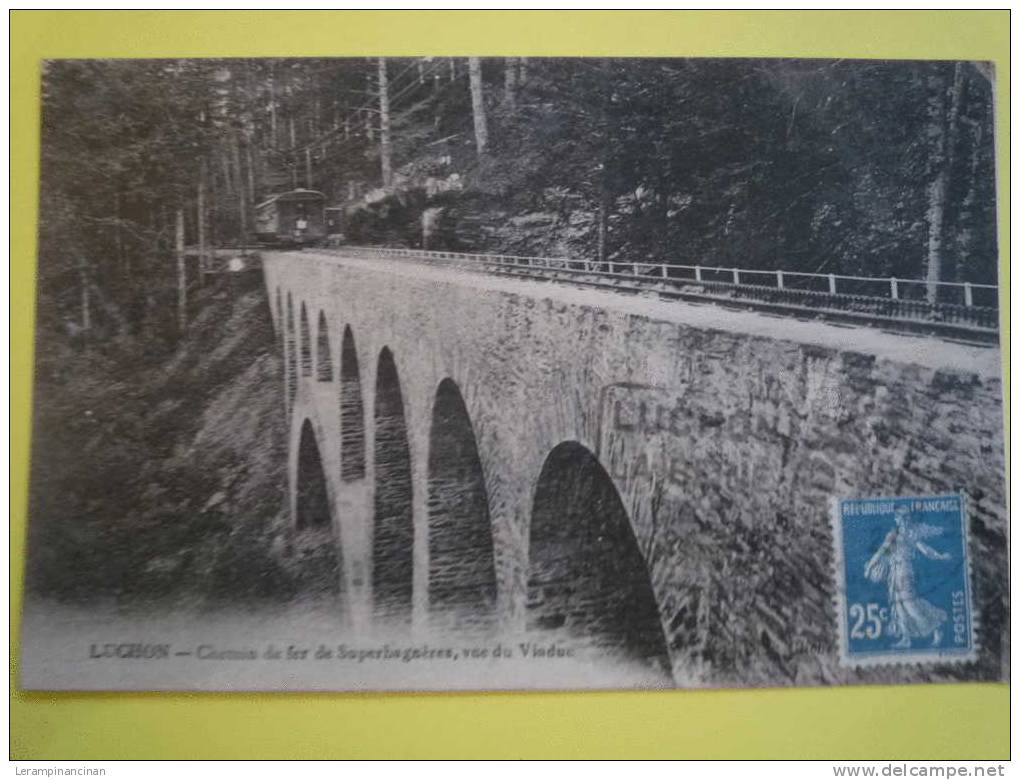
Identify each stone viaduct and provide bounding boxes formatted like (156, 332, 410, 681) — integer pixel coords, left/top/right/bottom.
(262, 249, 1007, 687)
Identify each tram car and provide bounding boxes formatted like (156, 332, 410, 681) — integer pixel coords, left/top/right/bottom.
(254, 189, 327, 246)
(325, 205, 344, 237)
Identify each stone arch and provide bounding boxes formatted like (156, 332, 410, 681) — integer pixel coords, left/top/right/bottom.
(296, 418, 331, 530)
(527, 441, 671, 678)
(372, 347, 413, 623)
(285, 292, 297, 409)
(275, 287, 283, 341)
(295, 418, 343, 601)
(299, 302, 312, 377)
(427, 378, 496, 630)
(316, 311, 333, 382)
(275, 287, 286, 405)
(339, 325, 366, 482)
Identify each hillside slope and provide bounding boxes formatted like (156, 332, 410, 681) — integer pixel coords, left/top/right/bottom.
(24, 274, 310, 609)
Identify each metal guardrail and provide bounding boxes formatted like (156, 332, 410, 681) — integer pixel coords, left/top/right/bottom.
(322, 246, 1000, 339)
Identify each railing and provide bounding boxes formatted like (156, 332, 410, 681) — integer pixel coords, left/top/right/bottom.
(322, 246, 1000, 337)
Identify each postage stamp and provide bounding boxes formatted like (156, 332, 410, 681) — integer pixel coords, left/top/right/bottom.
(830, 493, 977, 667)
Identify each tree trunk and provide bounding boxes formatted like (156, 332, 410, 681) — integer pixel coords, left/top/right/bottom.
(233, 134, 247, 246)
(114, 191, 126, 278)
(956, 106, 986, 268)
(597, 185, 609, 269)
(79, 257, 91, 335)
(246, 141, 257, 205)
(925, 178, 947, 301)
(925, 63, 964, 301)
(209, 160, 219, 248)
(378, 57, 393, 187)
(943, 63, 965, 279)
(656, 168, 670, 257)
(197, 159, 207, 283)
(175, 208, 187, 333)
(468, 57, 488, 156)
(220, 148, 233, 196)
(364, 108, 374, 142)
(504, 57, 518, 108)
(596, 59, 611, 268)
(269, 64, 278, 149)
(305, 147, 314, 190)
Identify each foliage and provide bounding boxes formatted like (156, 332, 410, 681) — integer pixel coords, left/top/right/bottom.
(26, 279, 296, 604)
(38, 56, 998, 348)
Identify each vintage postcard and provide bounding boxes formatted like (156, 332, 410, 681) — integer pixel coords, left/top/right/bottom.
(20, 56, 1007, 691)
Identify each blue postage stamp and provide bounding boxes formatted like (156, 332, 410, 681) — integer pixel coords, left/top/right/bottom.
(830, 493, 977, 667)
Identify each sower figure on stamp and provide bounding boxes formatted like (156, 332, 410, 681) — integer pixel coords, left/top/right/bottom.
(864, 505, 951, 649)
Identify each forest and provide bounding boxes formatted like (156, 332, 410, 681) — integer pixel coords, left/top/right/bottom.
(37, 56, 998, 350)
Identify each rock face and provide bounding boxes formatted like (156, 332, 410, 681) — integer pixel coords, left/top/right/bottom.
(265, 249, 1007, 688)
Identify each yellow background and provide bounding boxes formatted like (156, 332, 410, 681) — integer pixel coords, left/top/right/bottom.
(10, 10, 1010, 760)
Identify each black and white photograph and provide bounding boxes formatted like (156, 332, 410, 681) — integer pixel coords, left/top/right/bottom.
(20, 55, 1007, 692)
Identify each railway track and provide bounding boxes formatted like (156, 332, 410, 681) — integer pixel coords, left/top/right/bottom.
(313, 246, 1002, 346)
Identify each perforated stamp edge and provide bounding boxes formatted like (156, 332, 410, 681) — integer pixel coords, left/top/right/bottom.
(829, 492, 980, 669)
